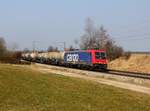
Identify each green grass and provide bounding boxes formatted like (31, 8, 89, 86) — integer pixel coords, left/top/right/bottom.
(0, 64, 150, 111)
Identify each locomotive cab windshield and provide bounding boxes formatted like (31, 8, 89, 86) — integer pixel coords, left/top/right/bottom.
(95, 52, 106, 59)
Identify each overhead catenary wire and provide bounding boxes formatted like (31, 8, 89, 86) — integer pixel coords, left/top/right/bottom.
(113, 36, 150, 41)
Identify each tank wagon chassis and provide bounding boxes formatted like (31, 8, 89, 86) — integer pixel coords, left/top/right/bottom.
(22, 50, 108, 70)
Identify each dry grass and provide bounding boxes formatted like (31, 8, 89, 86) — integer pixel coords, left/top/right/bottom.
(109, 54, 150, 74)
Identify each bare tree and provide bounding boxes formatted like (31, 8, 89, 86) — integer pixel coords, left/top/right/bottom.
(80, 18, 109, 50)
(80, 18, 124, 60)
(80, 18, 96, 49)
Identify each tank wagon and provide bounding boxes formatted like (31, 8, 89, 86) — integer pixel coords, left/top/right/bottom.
(22, 50, 107, 70)
(40, 52, 64, 65)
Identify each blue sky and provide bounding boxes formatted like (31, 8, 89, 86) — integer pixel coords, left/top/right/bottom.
(0, 0, 150, 51)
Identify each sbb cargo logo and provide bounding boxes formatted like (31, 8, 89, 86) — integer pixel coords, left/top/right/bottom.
(67, 54, 79, 62)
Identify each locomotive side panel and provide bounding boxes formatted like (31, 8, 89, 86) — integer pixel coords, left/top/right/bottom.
(64, 51, 92, 65)
(79, 52, 92, 65)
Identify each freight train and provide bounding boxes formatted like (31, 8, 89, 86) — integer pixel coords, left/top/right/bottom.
(22, 50, 107, 70)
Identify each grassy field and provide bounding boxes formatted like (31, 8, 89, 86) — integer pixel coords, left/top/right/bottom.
(0, 64, 150, 111)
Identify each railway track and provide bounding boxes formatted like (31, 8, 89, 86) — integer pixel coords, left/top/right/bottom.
(21, 60, 150, 80)
(106, 69, 150, 80)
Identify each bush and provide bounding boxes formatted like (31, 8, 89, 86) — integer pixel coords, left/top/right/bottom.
(0, 52, 22, 64)
(0, 38, 7, 57)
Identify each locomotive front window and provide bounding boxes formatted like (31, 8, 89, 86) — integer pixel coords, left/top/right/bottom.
(95, 52, 106, 59)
